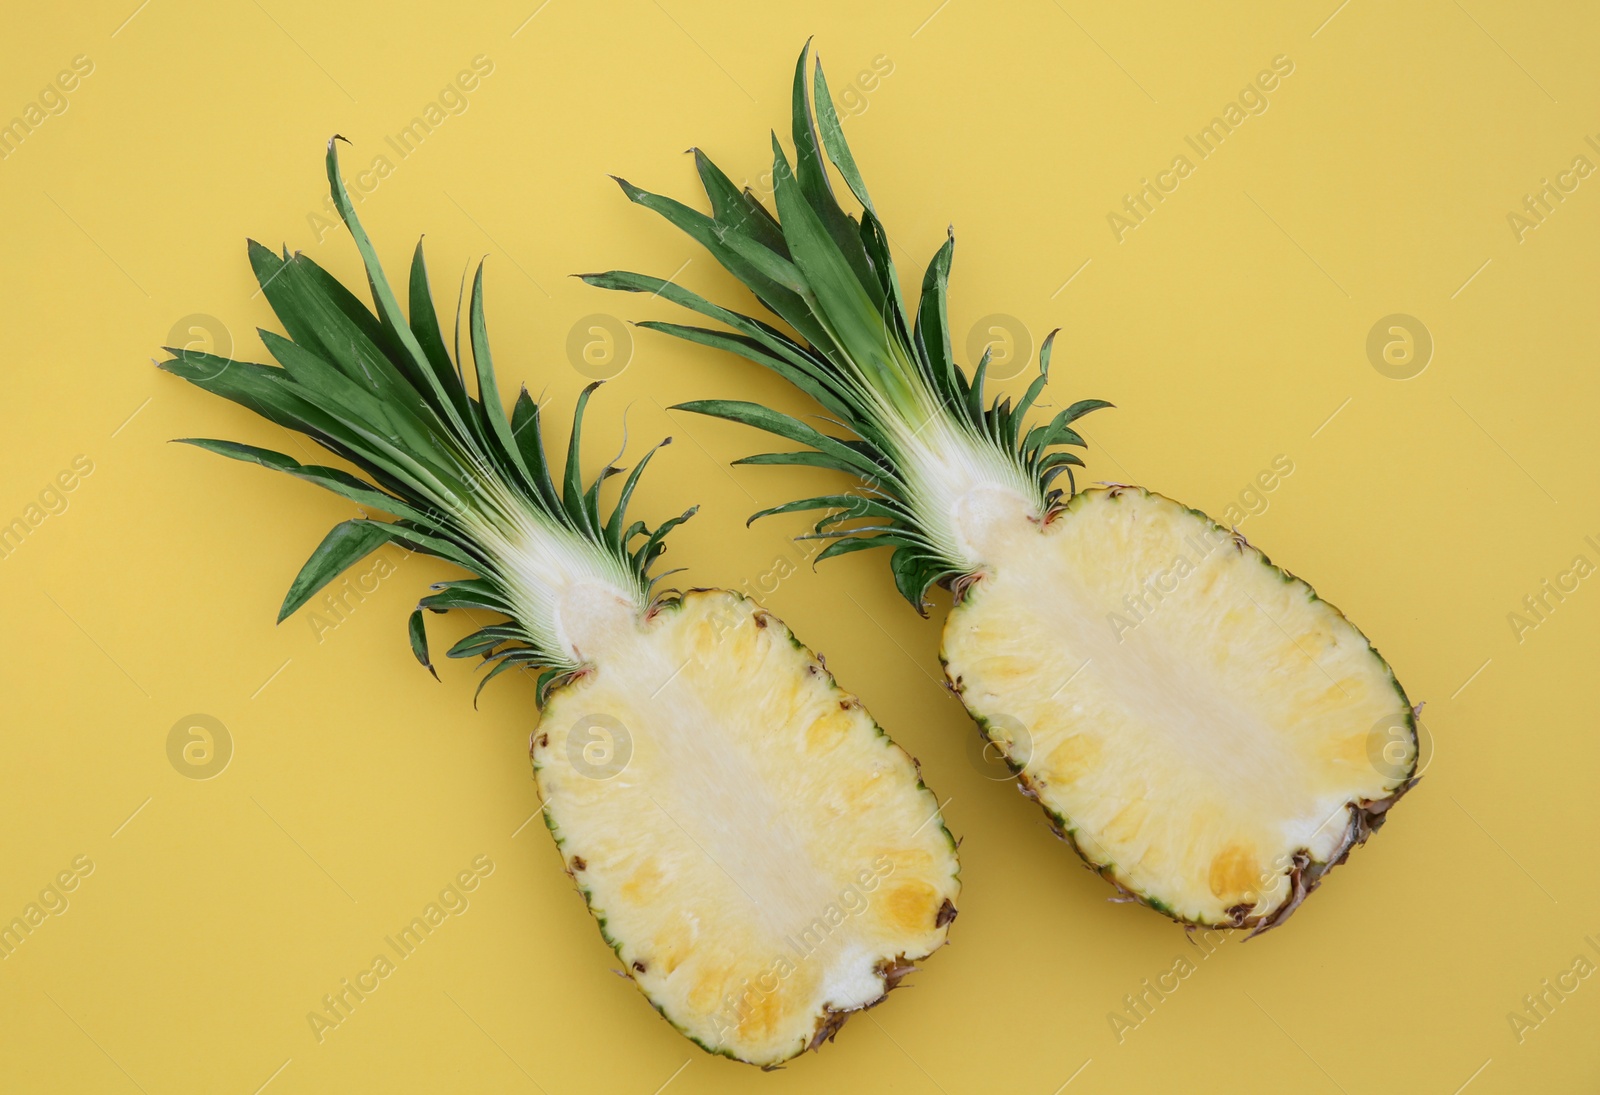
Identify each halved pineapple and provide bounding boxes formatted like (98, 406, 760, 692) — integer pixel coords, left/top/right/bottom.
(942, 487, 1414, 929)
(537, 589, 956, 1061)
(160, 140, 958, 1067)
(589, 42, 1418, 931)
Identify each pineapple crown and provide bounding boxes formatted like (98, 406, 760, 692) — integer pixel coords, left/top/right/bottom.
(160, 139, 694, 704)
(582, 42, 1111, 613)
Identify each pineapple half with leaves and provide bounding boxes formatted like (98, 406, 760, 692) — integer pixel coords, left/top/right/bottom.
(159, 140, 959, 1066)
(586, 44, 1419, 933)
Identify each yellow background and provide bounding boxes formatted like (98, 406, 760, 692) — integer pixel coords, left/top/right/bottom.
(2, 1, 1597, 1091)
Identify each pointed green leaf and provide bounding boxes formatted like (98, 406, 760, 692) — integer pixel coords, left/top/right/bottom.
(632, 506, 697, 575)
(467, 261, 539, 497)
(408, 239, 480, 436)
(473, 656, 524, 707)
(890, 544, 953, 615)
(913, 233, 961, 405)
(562, 382, 603, 533)
(692, 148, 790, 258)
(747, 492, 909, 527)
(768, 135, 902, 401)
(175, 438, 440, 526)
(812, 58, 875, 215)
(280, 519, 395, 622)
(673, 398, 884, 479)
(728, 450, 894, 484)
(635, 321, 856, 426)
(610, 176, 838, 353)
(323, 138, 472, 438)
(408, 607, 439, 680)
(447, 624, 525, 659)
(603, 436, 671, 550)
(510, 387, 563, 513)
(812, 535, 897, 563)
(790, 42, 880, 303)
(420, 577, 514, 614)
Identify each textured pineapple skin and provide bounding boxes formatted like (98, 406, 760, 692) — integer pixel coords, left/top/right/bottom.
(941, 486, 1417, 933)
(531, 589, 959, 1067)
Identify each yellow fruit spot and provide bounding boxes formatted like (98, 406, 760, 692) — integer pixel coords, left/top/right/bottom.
(686, 963, 732, 1015)
(805, 709, 855, 754)
(1321, 730, 1374, 770)
(1041, 733, 1102, 785)
(887, 848, 933, 873)
(622, 860, 664, 904)
(737, 981, 786, 1040)
(883, 882, 936, 932)
(979, 655, 1032, 682)
(651, 918, 693, 976)
(1208, 843, 1261, 901)
(1102, 800, 1146, 843)
(840, 774, 882, 811)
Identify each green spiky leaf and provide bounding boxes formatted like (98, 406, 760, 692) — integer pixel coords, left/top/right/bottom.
(408, 607, 438, 680)
(280, 520, 397, 623)
(590, 47, 1112, 608)
(161, 141, 693, 702)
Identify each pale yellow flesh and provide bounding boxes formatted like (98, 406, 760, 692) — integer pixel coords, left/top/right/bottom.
(533, 590, 958, 1066)
(942, 488, 1411, 925)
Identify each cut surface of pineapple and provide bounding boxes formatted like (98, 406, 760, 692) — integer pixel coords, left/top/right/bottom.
(535, 589, 959, 1065)
(942, 486, 1415, 929)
